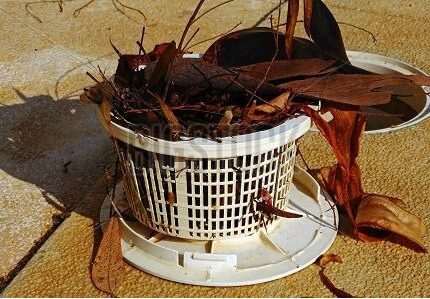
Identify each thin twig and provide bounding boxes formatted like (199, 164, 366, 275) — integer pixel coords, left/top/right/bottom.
(178, 0, 206, 51)
(246, 0, 282, 108)
(182, 27, 201, 52)
(57, 0, 64, 11)
(252, 0, 288, 27)
(192, 0, 235, 24)
(138, 26, 145, 58)
(86, 72, 100, 84)
(73, 0, 95, 17)
(110, 38, 122, 57)
(136, 41, 151, 62)
(185, 21, 242, 51)
(338, 21, 377, 43)
(114, 0, 147, 20)
(25, 0, 72, 22)
(277, 20, 377, 43)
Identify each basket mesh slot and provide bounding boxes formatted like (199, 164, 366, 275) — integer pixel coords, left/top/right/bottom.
(117, 140, 297, 240)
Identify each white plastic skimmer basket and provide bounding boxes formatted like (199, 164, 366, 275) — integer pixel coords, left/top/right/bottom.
(99, 104, 311, 240)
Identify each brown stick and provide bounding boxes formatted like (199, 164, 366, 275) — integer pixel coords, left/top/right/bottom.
(182, 28, 201, 52)
(185, 22, 242, 51)
(178, 0, 206, 51)
(192, 0, 235, 24)
(246, 0, 282, 107)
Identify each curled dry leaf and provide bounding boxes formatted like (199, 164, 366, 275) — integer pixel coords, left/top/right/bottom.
(303, 0, 313, 37)
(100, 100, 113, 124)
(81, 81, 114, 104)
(256, 188, 303, 219)
(302, 105, 427, 251)
(238, 91, 291, 134)
(216, 108, 233, 131)
(316, 253, 354, 298)
(147, 41, 177, 92)
(252, 90, 291, 116)
(114, 42, 173, 87)
(356, 194, 427, 252)
(317, 253, 342, 268)
(319, 269, 354, 298)
(148, 91, 181, 136)
(295, 104, 365, 229)
(202, 27, 346, 67)
(303, 0, 349, 63)
(91, 215, 126, 296)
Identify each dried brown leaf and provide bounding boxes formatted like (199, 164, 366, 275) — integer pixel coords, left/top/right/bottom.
(216, 108, 233, 131)
(298, 101, 427, 252)
(295, 104, 365, 232)
(202, 27, 286, 67)
(235, 58, 337, 82)
(304, 0, 349, 63)
(317, 253, 342, 268)
(356, 194, 427, 252)
(303, 0, 313, 37)
(148, 91, 181, 135)
(114, 42, 173, 87)
(202, 27, 360, 70)
(100, 100, 113, 124)
(144, 58, 282, 95)
(319, 269, 354, 298)
(253, 90, 291, 115)
(148, 41, 177, 91)
(256, 188, 303, 218)
(281, 74, 430, 106)
(240, 91, 291, 130)
(80, 81, 113, 104)
(91, 215, 126, 295)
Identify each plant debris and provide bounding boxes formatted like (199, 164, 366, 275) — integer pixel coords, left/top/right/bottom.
(91, 215, 126, 296)
(25, 0, 146, 23)
(356, 194, 427, 251)
(316, 253, 354, 298)
(82, 0, 428, 251)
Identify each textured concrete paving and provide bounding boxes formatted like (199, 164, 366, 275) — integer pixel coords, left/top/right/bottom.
(1, 0, 430, 296)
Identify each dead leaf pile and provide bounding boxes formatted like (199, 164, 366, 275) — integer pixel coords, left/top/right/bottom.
(82, 0, 427, 251)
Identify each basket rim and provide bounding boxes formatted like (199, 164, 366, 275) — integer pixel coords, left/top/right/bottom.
(99, 53, 311, 158)
(99, 109, 311, 158)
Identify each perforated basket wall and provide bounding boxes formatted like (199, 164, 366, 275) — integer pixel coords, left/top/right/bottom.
(116, 139, 298, 240)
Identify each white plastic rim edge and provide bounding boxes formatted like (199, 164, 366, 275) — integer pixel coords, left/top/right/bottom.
(347, 51, 430, 134)
(99, 110, 311, 159)
(100, 166, 338, 287)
